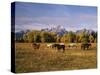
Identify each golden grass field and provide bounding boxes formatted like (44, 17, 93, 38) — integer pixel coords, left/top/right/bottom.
(15, 43, 97, 73)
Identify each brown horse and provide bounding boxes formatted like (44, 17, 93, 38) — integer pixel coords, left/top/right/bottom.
(32, 43, 40, 49)
(81, 43, 91, 50)
(52, 43, 65, 52)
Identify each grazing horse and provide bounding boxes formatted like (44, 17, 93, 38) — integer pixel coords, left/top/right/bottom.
(52, 43, 65, 52)
(32, 43, 40, 49)
(47, 43, 52, 48)
(81, 43, 91, 50)
(67, 43, 77, 48)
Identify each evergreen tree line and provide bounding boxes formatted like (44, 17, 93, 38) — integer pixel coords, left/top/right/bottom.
(15, 30, 97, 43)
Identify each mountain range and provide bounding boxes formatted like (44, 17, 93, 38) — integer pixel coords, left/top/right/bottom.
(15, 25, 97, 40)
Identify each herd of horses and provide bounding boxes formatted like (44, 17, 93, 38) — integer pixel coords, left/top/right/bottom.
(32, 43, 92, 52)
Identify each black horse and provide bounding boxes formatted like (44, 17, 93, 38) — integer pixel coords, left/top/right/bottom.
(81, 43, 91, 50)
(52, 43, 65, 52)
(32, 43, 40, 49)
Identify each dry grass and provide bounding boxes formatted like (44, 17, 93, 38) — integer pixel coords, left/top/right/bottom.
(15, 43, 97, 73)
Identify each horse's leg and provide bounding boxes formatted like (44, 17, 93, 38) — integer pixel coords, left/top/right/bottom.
(84, 46, 86, 50)
(68, 45, 70, 49)
(63, 47, 65, 53)
(87, 45, 89, 50)
(38, 46, 40, 50)
(88, 44, 91, 50)
(69, 45, 71, 49)
(82, 46, 85, 50)
(83, 45, 85, 50)
(81, 45, 83, 50)
(57, 47, 59, 51)
(75, 45, 77, 48)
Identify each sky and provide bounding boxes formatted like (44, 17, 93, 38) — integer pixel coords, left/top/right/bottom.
(14, 2, 97, 32)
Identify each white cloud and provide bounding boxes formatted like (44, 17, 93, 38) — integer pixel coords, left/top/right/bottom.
(15, 13, 97, 32)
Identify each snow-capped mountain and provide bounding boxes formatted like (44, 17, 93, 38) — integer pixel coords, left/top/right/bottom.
(41, 25, 67, 36)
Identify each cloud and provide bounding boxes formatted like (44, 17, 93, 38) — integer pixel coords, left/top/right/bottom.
(15, 13, 97, 32)
(15, 23, 50, 32)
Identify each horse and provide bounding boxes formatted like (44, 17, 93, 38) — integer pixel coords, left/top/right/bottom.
(67, 43, 77, 48)
(52, 43, 65, 52)
(81, 43, 91, 50)
(46, 43, 53, 48)
(32, 43, 40, 49)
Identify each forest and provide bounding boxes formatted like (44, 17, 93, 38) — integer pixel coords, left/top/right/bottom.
(15, 29, 97, 44)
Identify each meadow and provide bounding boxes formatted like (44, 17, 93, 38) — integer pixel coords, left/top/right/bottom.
(15, 43, 97, 73)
